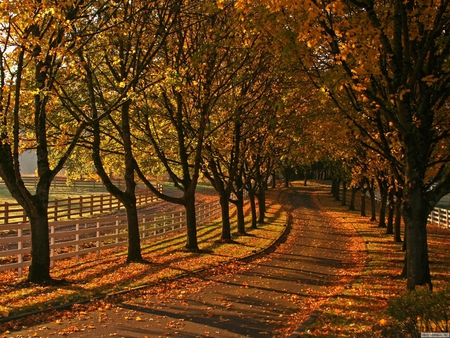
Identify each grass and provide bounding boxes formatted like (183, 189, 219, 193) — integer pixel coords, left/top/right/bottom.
(299, 182, 450, 337)
(0, 188, 287, 332)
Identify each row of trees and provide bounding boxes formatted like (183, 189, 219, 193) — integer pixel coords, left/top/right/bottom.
(0, 0, 304, 283)
(1, 0, 448, 291)
(238, 0, 450, 290)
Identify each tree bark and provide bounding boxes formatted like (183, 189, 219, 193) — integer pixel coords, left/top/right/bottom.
(248, 189, 257, 229)
(123, 194, 143, 262)
(341, 181, 347, 206)
(28, 205, 52, 283)
(233, 190, 246, 235)
(219, 194, 232, 241)
(403, 182, 432, 290)
(360, 189, 367, 217)
(368, 179, 377, 222)
(386, 188, 395, 235)
(349, 185, 358, 211)
(394, 188, 403, 243)
(184, 191, 199, 250)
(257, 186, 266, 223)
(378, 181, 388, 228)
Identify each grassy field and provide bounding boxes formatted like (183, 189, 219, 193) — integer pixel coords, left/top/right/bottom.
(0, 180, 214, 204)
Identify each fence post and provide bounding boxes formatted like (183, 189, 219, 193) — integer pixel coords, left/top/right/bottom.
(18, 228, 23, 278)
(54, 200, 58, 221)
(68, 197, 72, 219)
(141, 217, 146, 239)
(79, 196, 83, 217)
(96, 221, 100, 258)
(5, 202, 8, 225)
(115, 218, 119, 253)
(446, 209, 449, 229)
(91, 195, 94, 216)
(76, 223, 80, 262)
(50, 226, 55, 268)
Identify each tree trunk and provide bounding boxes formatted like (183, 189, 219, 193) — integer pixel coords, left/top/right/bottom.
(219, 193, 232, 241)
(360, 190, 367, 217)
(378, 186, 388, 228)
(341, 181, 347, 206)
(349, 186, 358, 211)
(395, 189, 403, 243)
(123, 195, 143, 263)
(28, 207, 52, 283)
(249, 189, 257, 229)
(386, 188, 395, 235)
(403, 183, 432, 290)
(257, 187, 266, 223)
(235, 190, 246, 235)
(284, 167, 290, 187)
(335, 178, 341, 201)
(184, 193, 199, 250)
(368, 181, 377, 222)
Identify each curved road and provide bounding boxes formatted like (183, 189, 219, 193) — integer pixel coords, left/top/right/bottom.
(7, 186, 362, 338)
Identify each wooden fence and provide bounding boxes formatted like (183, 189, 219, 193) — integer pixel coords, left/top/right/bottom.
(0, 186, 162, 225)
(0, 176, 130, 190)
(428, 207, 450, 229)
(0, 199, 222, 277)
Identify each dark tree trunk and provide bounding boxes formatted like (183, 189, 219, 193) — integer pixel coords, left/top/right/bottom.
(123, 194, 143, 262)
(403, 182, 432, 290)
(395, 188, 403, 243)
(184, 192, 199, 250)
(368, 179, 377, 222)
(341, 181, 347, 206)
(248, 189, 257, 229)
(28, 206, 52, 283)
(334, 178, 341, 201)
(219, 194, 232, 241)
(386, 188, 395, 235)
(234, 190, 246, 235)
(360, 189, 367, 217)
(349, 186, 358, 211)
(257, 186, 266, 223)
(378, 182, 388, 228)
(284, 167, 290, 187)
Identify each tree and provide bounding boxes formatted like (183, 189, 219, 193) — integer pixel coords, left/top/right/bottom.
(73, 0, 180, 263)
(202, 35, 279, 238)
(133, 0, 245, 250)
(0, 0, 109, 283)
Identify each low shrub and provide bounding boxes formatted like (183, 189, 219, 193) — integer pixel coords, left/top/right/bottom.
(387, 286, 450, 337)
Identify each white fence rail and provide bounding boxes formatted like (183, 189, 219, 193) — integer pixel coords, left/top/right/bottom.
(0, 187, 162, 225)
(0, 200, 222, 277)
(428, 207, 450, 229)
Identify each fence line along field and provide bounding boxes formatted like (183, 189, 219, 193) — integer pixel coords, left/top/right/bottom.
(0, 195, 222, 277)
(0, 177, 162, 224)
